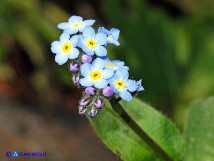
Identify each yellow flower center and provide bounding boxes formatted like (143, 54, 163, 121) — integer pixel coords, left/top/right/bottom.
(86, 39, 97, 49)
(105, 63, 116, 69)
(107, 35, 112, 41)
(90, 70, 102, 81)
(114, 79, 126, 90)
(62, 43, 72, 53)
(71, 22, 83, 29)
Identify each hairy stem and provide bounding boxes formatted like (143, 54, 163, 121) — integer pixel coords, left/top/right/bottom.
(109, 96, 174, 161)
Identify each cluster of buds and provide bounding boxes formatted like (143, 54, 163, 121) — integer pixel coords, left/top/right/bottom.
(51, 15, 144, 117)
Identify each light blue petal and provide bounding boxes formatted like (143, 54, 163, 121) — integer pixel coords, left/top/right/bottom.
(77, 37, 84, 48)
(60, 33, 70, 42)
(137, 79, 144, 91)
(98, 27, 110, 35)
(57, 22, 69, 30)
(68, 48, 79, 59)
(126, 79, 138, 92)
(55, 54, 68, 65)
(92, 58, 105, 70)
(110, 40, 120, 46)
(83, 19, 95, 26)
(98, 56, 108, 60)
(116, 68, 129, 80)
(80, 63, 92, 77)
(94, 79, 108, 89)
(112, 60, 124, 66)
(109, 77, 119, 94)
(68, 15, 83, 22)
(83, 27, 95, 37)
(102, 68, 114, 79)
(64, 28, 78, 35)
(121, 66, 129, 70)
(79, 78, 93, 87)
(119, 90, 132, 102)
(96, 33, 107, 45)
(70, 35, 80, 46)
(82, 46, 94, 56)
(94, 46, 107, 57)
(108, 77, 114, 85)
(110, 28, 120, 40)
(51, 41, 60, 54)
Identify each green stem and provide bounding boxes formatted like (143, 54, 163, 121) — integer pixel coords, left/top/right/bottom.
(109, 97, 174, 161)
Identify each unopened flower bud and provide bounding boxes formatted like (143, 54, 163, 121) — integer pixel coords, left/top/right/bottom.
(85, 87, 96, 96)
(72, 75, 80, 85)
(102, 86, 114, 97)
(89, 108, 98, 117)
(78, 106, 87, 115)
(79, 98, 90, 106)
(81, 54, 92, 63)
(137, 79, 144, 91)
(69, 63, 79, 73)
(94, 98, 105, 109)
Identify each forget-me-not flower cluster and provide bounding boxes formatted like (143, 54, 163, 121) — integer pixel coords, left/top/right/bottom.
(51, 15, 144, 117)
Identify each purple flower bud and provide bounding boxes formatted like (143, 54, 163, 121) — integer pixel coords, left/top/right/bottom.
(88, 108, 98, 117)
(102, 86, 114, 97)
(79, 98, 90, 106)
(94, 99, 105, 109)
(78, 106, 87, 115)
(72, 75, 80, 85)
(69, 63, 79, 73)
(85, 87, 96, 96)
(81, 54, 92, 63)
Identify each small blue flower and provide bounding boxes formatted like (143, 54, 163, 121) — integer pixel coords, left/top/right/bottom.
(51, 33, 79, 65)
(98, 27, 120, 46)
(103, 58, 129, 71)
(79, 58, 114, 89)
(109, 69, 137, 102)
(78, 27, 107, 56)
(57, 15, 95, 34)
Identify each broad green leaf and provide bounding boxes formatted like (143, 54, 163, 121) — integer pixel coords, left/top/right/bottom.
(184, 97, 214, 161)
(89, 98, 185, 161)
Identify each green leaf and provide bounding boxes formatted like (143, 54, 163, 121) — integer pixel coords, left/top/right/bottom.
(89, 98, 185, 161)
(184, 97, 214, 161)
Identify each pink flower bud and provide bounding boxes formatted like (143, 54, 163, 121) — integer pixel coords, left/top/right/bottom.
(69, 63, 79, 72)
(81, 54, 92, 63)
(94, 99, 105, 109)
(102, 86, 114, 97)
(85, 87, 96, 96)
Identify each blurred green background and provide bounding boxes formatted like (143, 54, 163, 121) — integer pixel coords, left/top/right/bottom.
(0, 0, 214, 145)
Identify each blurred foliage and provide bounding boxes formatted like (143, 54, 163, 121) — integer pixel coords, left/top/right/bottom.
(0, 0, 213, 123)
(184, 97, 214, 161)
(0, 0, 71, 110)
(102, 0, 214, 127)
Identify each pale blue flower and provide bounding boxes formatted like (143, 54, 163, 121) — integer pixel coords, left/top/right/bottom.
(103, 58, 129, 71)
(98, 27, 120, 46)
(79, 58, 114, 89)
(78, 27, 107, 57)
(51, 33, 79, 65)
(57, 15, 95, 34)
(109, 69, 137, 102)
